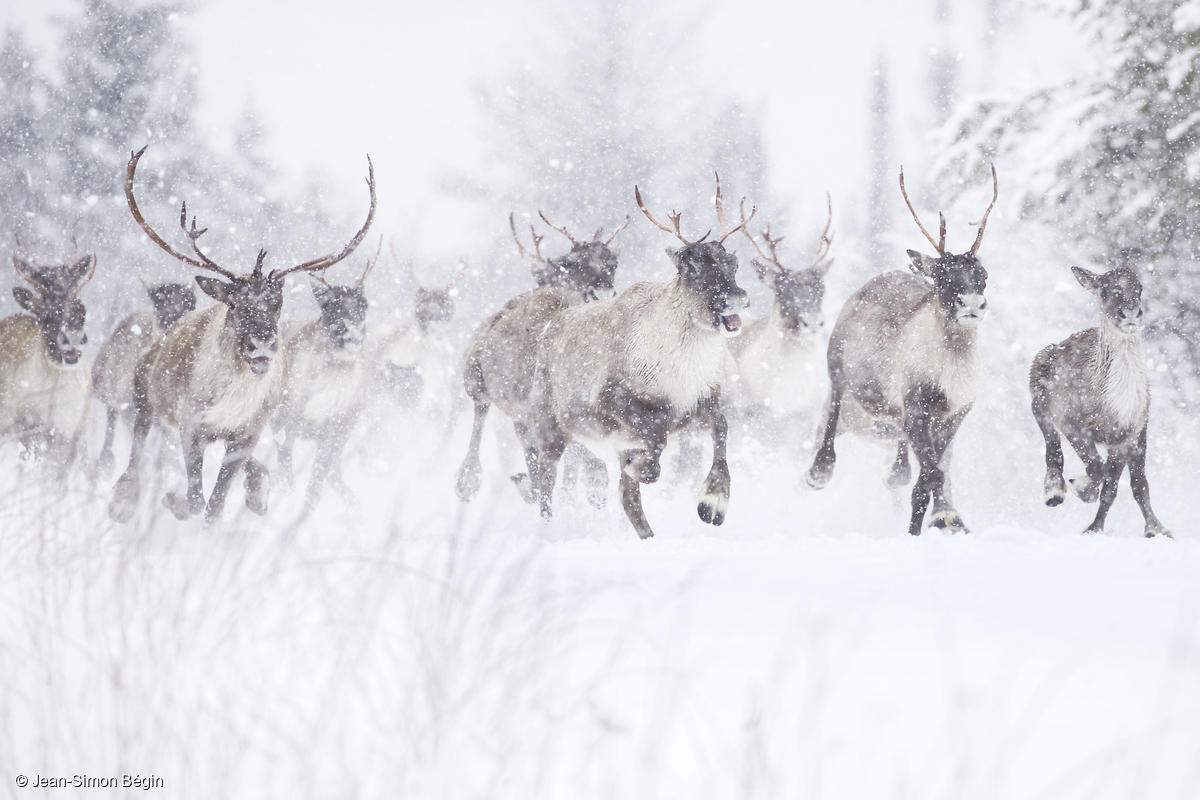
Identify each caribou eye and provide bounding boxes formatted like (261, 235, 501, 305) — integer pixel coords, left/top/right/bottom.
(955, 297, 966, 307)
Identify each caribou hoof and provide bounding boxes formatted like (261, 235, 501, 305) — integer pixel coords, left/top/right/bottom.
(163, 491, 195, 521)
(108, 473, 139, 524)
(456, 462, 481, 501)
(1069, 476, 1099, 503)
(1145, 523, 1173, 539)
(697, 490, 728, 526)
(929, 510, 968, 533)
(886, 466, 911, 489)
(244, 462, 268, 516)
(510, 473, 535, 504)
(806, 459, 834, 490)
(1044, 480, 1066, 507)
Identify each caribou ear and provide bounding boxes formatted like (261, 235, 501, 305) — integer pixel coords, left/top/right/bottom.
(194, 275, 230, 305)
(310, 280, 332, 305)
(65, 254, 95, 291)
(906, 250, 938, 278)
(751, 259, 773, 285)
(12, 286, 41, 314)
(814, 257, 834, 277)
(1071, 266, 1101, 292)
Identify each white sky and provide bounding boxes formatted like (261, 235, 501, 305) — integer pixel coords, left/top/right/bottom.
(3, 0, 1087, 260)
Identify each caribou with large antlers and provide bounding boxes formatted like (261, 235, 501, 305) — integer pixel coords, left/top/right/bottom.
(520, 177, 754, 538)
(0, 239, 95, 469)
(455, 210, 629, 503)
(730, 192, 834, 438)
(807, 165, 998, 536)
(108, 145, 376, 524)
(1029, 265, 1170, 537)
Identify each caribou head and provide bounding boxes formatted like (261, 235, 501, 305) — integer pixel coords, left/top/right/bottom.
(635, 173, 753, 337)
(510, 211, 630, 301)
(740, 194, 834, 338)
(309, 237, 380, 353)
(11, 240, 94, 367)
(1071, 266, 1143, 335)
(125, 145, 376, 375)
(899, 165, 998, 330)
(145, 282, 197, 331)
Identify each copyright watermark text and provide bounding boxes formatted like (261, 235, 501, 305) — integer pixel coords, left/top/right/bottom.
(14, 774, 163, 791)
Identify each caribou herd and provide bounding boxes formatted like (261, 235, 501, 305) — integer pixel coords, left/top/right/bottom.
(0, 150, 1174, 539)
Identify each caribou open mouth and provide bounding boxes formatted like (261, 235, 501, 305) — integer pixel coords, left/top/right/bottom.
(248, 356, 272, 375)
(719, 313, 743, 335)
(61, 349, 81, 365)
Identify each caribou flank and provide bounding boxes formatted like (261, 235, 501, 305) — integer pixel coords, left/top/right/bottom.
(1030, 265, 1170, 537)
(520, 178, 754, 539)
(0, 241, 95, 468)
(730, 192, 834, 433)
(277, 239, 380, 514)
(807, 165, 997, 536)
(108, 145, 376, 523)
(455, 211, 628, 503)
(92, 282, 196, 472)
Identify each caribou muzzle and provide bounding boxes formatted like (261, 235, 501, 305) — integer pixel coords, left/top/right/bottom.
(714, 291, 749, 337)
(954, 294, 988, 328)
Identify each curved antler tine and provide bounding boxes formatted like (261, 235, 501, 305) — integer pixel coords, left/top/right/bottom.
(737, 200, 773, 263)
(898, 166, 945, 256)
(358, 234, 383, 286)
(603, 215, 632, 246)
(968, 163, 999, 255)
(509, 212, 548, 263)
(713, 171, 730, 235)
(273, 154, 377, 278)
(718, 201, 755, 244)
(937, 212, 947, 255)
(810, 192, 835, 268)
(538, 211, 580, 246)
(125, 146, 237, 279)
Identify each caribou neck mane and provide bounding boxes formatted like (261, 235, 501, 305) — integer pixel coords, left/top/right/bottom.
(1090, 317, 1148, 428)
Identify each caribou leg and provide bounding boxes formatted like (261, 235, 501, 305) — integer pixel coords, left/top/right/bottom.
(887, 441, 911, 488)
(164, 429, 205, 520)
(619, 455, 655, 539)
(1128, 427, 1170, 538)
(456, 400, 489, 502)
(108, 372, 152, 523)
(302, 419, 351, 513)
(1083, 451, 1127, 534)
(696, 396, 730, 526)
(1061, 423, 1103, 503)
(205, 435, 257, 523)
(97, 407, 118, 474)
(807, 353, 844, 488)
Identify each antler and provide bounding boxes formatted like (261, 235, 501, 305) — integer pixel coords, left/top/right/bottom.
(737, 199, 782, 271)
(126, 146, 238, 279)
(510, 212, 549, 262)
(271, 155, 376, 279)
(602, 215, 632, 246)
(811, 192, 834, 269)
(538, 211, 580, 246)
(634, 185, 710, 246)
(357, 235, 383, 286)
(968, 163, 999, 255)
(898, 166, 946, 256)
(714, 172, 757, 244)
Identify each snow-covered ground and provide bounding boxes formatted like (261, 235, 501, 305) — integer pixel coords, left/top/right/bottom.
(2, 385, 1196, 799)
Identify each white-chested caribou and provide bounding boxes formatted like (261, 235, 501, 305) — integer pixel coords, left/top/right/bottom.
(108, 145, 376, 524)
(455, 210, 629, 504)
(276, 239, 380, 515)
(0, 240, 95, 470)
(92, 281, 196, 473)
(1029, 265, 1171, 537)
(522, 178, 754, 539)
(807, 165, 998, 536)
(730, 192, 834, 441)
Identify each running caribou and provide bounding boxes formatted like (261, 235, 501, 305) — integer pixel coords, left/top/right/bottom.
(92, 281, 196, 472)
(1029, 265, 1171, 537)
(108, 145, 376, 523)
(276, 239, 381, 515)
(807, 165, 998, 535)
(0, 239, 95, 469)
(523, 178, 754, 539)
(455, 210, 629, 503)
(730, 192, 834, 435)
